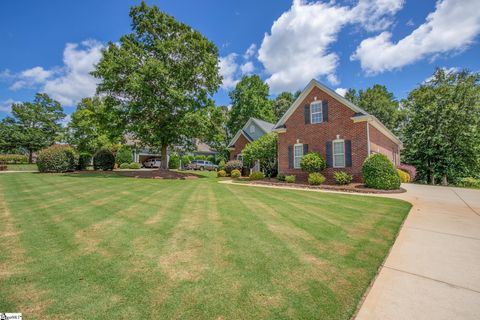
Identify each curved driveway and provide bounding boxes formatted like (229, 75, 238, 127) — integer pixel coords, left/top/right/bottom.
(355, 183, 480, 320)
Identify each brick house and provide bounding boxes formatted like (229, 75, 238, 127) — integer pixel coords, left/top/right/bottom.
(228, 117, 275, 160)
(274, 79, 402, 182)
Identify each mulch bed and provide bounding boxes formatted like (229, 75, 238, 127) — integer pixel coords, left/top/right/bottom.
(250, 179, 406, 194)
(74, 169, 200, 180)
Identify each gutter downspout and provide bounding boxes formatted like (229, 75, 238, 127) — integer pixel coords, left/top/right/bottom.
(366, 121, 371, 156)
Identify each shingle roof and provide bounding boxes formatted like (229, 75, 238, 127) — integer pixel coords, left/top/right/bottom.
(251, 118, 275, 133)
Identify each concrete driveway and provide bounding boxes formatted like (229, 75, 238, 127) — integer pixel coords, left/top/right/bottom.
(355, 183, 480, 320)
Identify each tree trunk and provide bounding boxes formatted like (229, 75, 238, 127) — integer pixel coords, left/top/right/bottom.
(160, 144, 168, 170)
(441, 175, 448, 186)
(430, 174, 435, 185)
(28, 149, 33, 164)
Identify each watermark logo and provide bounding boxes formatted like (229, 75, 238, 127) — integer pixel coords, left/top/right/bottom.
(0, 313, 22, 320)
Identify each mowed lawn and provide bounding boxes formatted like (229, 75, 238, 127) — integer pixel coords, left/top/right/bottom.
(0, 172, 411, 320)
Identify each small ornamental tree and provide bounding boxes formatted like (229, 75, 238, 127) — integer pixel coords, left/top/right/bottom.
(115, 145, 133, 165)
(300, 152, 326, 173)
(93, 148, 115, 170)
(242, 133, 278, 177)
(37, 145, 78, 173)
(362, 154, 401, 190)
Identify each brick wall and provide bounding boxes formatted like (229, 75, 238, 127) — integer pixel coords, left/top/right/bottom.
(369, 125, 400, 166)
(229, 133, 250, 160)
(278, 86, 369, 182)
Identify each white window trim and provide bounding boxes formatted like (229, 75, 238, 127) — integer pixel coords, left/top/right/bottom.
(249, 125, 255, 134)
(293, 143, 303, 169)
(310, 101, 323, 124)
(332, 139, 346, 168)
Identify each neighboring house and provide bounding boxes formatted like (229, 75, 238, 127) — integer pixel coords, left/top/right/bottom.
(228, 117, 275, 160)
(192, 141, 218, 159)
(274, 79, 402, 182)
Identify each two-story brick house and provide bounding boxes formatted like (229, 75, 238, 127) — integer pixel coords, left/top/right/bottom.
(274, 79, 402, 182)
(228, 117, 275, 160)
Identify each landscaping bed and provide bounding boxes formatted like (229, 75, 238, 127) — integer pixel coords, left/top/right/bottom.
(248, 179, 406, 194)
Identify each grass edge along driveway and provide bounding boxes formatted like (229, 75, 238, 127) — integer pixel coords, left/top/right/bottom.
(0, 172, 411, 319)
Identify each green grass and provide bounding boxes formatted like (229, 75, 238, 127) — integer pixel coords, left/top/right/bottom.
(0, 171, 411, 319)
(4, 163, 38, 171)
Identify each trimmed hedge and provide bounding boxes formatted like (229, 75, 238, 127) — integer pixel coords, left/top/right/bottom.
(285, 175, 296, 183)
(249, 171, 265, 180)
(0, 154, 28, 164)
(277, 172, 286, 181)
(217, 170, 226, 177)
(397, 163, 416, 182)
(77, 152, 91, 170)
(362, 154, 401, 190)
(93, 148, 115, 171)
(37, 145, 78, 173)
(456, 177, 480, 189)
(333, 171, 353, 185)
(129, 162, 141, 169)
(308, 172, 325, 185)
(225, 160, 243, 174)
(119, 163, 130, 169)
(231, 169, 241, 178)
(300, 152, 326, 173)
(397, 169, 410, 183)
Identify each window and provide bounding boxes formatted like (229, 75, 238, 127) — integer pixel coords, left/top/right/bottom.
(250, 125, 255, 134)
(310, 101, 323, 124)
(333, 140, 345, 168)
(294, 144, 303, 169)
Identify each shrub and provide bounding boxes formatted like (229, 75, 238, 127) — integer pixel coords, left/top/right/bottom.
(308, 172, 325, 185)
(77, 152, 91, 170)
(397, 163, 416, 182)
(231, 169, 241, 178)
(168, 153, 180, 169)
(300, 152, 326, 173)
(225, 160, 243, 174)
(119, 163, 130, 169)
(217, 170, 226, 177)
(362, 154, 401, 190)
(195, 155, 206, 160)
(333, 171, 353, 185)
(129, 162, 141, 169)
(456, 177, 480, 189)
(397, 169, 410, 183)
(249, 171, 265, 180)
(0, 154, 28, 164)
(93, 148, 115, 171)
(115, 145, 132, 165)
(285, 175, 296, 183)
(180, 155, 191, 168)
(37, 145, 78, 173)
(207, 155, 215, 162)
(218, 160, 226, 170)
(277, 172, 286, 181)
(242, 133, 278, 177)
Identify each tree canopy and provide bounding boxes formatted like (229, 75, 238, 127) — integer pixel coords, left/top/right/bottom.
(241, 132, 278, 177)
(345, 85, 404, 134)
(402, 68, 480, 185)
(227, 75, 275, 135)
(92, 1, 221, 169)
(272, 90, 301, 121)
(0, 93, 65, 162)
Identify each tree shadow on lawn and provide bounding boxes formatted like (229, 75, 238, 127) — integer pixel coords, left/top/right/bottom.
(61, 170, 206, 180)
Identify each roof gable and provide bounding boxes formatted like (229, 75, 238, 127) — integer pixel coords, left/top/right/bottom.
(227, 117, 275, 148)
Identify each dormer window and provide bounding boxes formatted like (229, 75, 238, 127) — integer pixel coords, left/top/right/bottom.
(310, 101, 323, 124)
(250, 125, 255, 134)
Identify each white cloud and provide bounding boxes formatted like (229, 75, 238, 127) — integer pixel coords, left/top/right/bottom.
(240, 61, 255, 75)
(0, 99, 20, 114)
(258, 0, 404, 93)
(219, 53, 239, 89)
(4, 40, 103, 106)
(423, 66, 459, 83)
(351, 0, 480, 74)
(60, 114, 72, 127)
(335, 87, 347, 97)
(244, 43, 257, 59)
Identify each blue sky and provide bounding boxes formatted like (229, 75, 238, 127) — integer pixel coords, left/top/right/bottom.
(1, 0, 479, 120)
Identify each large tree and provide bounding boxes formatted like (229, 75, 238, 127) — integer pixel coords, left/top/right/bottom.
(92, 1, 221, 169)
(272, 90, 301, 121)
(345, 85, 404, 133)
(65, 97, 123, 154)
(402, 68, 480, 185)
(0, 93, 65, 162)
(227, 75, 275, 134)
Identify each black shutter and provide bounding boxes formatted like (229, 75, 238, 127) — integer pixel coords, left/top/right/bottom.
(345, 140, 352, 167)
(326, 141, 333, 168)
(304, 105, 310, 124)
(322, 101, 328, 122)
(303, 144, 309, 155)
(288, 145, 293, 169)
